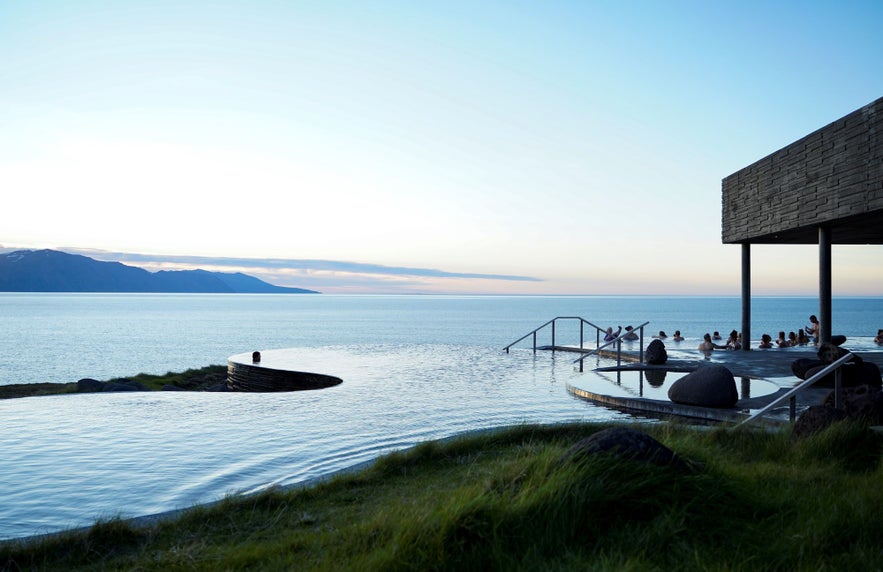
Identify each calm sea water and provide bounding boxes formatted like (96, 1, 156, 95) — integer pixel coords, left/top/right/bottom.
(1, 294, 882, 540)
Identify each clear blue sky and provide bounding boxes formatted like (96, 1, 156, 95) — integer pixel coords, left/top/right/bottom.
(1, 1, 882, 294)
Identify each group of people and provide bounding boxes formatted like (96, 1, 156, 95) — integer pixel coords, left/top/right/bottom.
(606, 316, 883, 352)
(603, 325, 639, 342)
(698, 314, 821, 352)
(757, 314, 821, 349)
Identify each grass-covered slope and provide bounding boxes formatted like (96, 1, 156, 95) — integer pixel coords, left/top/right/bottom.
(3, 421, 882, 571)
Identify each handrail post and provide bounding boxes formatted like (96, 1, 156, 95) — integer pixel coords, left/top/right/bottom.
(580, 320, 584, 350)
(789, 396, 796, 423)
(638, 326, 645, 363)
(616, 339, 622, 367)
(532, 331, 537, 353)
(834, 369, 843, 409)
(551, 319, 556, 352)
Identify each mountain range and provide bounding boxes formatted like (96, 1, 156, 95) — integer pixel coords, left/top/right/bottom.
(0, 249, 319, 293)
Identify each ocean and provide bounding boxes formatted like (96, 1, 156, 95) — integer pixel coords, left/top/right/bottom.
(1, 293, 881, 540)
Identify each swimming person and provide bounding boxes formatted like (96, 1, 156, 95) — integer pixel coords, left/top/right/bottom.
(775, 331, 789, 347)
(672, 330, 684, 342)
(622, 325, 638, 341)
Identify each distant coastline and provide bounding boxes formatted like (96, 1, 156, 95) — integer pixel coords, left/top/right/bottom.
(0, 249, 319, 294)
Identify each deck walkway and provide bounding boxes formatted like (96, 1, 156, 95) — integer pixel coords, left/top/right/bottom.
(556, 345, 883, 425)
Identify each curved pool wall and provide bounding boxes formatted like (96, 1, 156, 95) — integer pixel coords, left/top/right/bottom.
(227, 353, 343, 392)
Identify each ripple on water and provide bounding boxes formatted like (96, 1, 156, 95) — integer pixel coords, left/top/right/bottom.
(0, 344, 633, 540)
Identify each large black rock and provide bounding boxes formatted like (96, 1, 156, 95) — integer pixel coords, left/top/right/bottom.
(560, 427, 684, 468)
(667, 365, 738, 408)
(645, 339, 667, 365)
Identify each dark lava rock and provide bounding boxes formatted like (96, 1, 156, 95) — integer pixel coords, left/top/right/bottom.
(822, 385, 883, 424)
(792, 405, 849, 439)
(77, 378, 104, 393)
(667, 364, 738, 408)
(103, 379, 149, 392)
(804, 361, 882, 389)
(645, 339, 667, 365)
(161, 384, 186, 391)
(791, 358, 824, 380)
(560, 427, 684, 469)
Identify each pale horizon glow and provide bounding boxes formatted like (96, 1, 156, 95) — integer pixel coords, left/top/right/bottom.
(2, 1, 882, 295)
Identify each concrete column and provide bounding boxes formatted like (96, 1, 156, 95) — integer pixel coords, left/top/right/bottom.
(819, 226, 832, 344)
(741, 243, 751, 351)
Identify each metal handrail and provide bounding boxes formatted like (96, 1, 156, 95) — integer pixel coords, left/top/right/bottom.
(502, 316, 606, 354)
(738, 351, 854, 427)
(572, 321, 650, 371)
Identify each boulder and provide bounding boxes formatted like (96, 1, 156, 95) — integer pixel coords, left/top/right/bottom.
(791, 358, 824, 380)
(792, 405, 848, 440)
(667, 365, 738, 408)
(77, 378, 104, 393)
(822, 385, 883, 424)
(560, 427, 684, 469)
(645, 339, 667, 365)
(804, 360, 882, 389)
(102, 379, 149, 392)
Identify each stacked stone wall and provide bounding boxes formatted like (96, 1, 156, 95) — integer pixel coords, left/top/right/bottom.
(722, 97, 883, 243)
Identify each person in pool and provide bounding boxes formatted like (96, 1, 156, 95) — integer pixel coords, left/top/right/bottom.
(797, 329, 810, 345)
(758, 334, 774, 349)
(672, 330, 684, 342)
(604, 326, 622, 342)
(712, 331, 722, 340)
(875, 329, 883, 345)
(775, 331, 789, 348)
(698, 333, 727, 354)
(654, 330, 667, 339)
(806, 315, 821, 345)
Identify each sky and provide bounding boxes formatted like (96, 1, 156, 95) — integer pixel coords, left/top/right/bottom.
(1, 0, 882, 295)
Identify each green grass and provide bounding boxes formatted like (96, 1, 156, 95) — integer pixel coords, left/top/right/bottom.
(0, 365, 228, 398)
(2, 421, 883, 571)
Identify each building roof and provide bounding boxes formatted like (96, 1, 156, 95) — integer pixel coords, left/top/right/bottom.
(722, 97, 883, 245)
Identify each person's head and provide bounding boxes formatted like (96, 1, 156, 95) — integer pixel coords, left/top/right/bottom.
(799, 328, 806, 336)
(877, 329, 883, 336)
(809, 315, 818, 323)
(728, 329, 738, 340)
(625, 325, 633, 331)
(778, 331, 785, 338)
(713, 331, 720, 337)
(674, 330, 681, 336)
(703, 333, 711, 342)
(658, 330, 666, 337)
(606, 327, 613, 334)
(762, 334, 771, 342)
(789, 331, 796, 339)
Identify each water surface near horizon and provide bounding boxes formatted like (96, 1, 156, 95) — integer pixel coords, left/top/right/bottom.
(2, 293, 882, 386)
